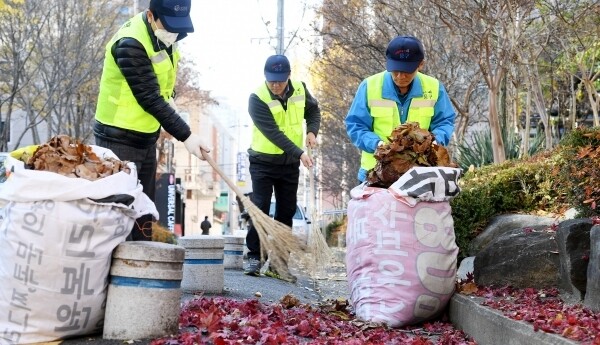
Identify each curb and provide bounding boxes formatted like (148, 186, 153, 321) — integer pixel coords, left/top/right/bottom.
(449, 294, 579, 345)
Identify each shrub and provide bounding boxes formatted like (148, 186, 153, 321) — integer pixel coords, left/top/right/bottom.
(552, 127, 600, 218)
(451, 156, 559, 258)
(451, 127, 600, 259)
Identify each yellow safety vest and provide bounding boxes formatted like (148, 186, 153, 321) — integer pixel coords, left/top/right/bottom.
(251, 81, 306, 154)
(95, 13, 180, 133)
(361, 71, 439, 171)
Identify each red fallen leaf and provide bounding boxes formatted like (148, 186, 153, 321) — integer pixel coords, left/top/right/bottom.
(523, 227, 534, 234)
(296, 319, 312, 337)
(155, 297, 475, 344)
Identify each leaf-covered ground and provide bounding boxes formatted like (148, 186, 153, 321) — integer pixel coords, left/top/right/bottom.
(150, 296, 475, 345)
(458, 280, 600, 345)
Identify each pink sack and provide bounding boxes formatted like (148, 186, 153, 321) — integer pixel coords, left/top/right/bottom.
(346, 167, 460, 327)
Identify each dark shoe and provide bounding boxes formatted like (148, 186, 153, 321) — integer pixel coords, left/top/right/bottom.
(264, 266, 297, 283)
(244, 258, 261, 276)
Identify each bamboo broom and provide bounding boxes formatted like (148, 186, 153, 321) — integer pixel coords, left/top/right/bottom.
(200, 149, 305, 278)
(305, 147, 332, 278)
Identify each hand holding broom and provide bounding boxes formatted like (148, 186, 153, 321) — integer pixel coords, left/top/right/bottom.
(200, 149, 306, 276)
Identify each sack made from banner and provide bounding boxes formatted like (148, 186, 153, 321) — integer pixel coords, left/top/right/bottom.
(346, 167, 461, 327)
(0, 145, 158, 344)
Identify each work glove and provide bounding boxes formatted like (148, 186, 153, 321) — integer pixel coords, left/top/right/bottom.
(184, 133, 211, 159)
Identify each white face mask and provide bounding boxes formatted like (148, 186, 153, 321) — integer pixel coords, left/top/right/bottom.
(150, 16, 178, 47)
(155, 29, 178, 47)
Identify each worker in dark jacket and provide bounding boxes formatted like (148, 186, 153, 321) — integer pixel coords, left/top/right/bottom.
(94, 0, 209, 241)
(243, 55, 321, 282)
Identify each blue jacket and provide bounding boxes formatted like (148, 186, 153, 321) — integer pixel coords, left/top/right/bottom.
(345, 71, 456, 182)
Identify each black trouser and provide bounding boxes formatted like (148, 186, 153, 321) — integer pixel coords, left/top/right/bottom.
(246, 160, 299, 260)
(95, 137, 157, 241)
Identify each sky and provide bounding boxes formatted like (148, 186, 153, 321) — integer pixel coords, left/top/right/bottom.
(179, 0, 320, 144)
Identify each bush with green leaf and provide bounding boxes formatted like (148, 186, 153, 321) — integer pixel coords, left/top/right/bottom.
(552, 127, 600, 218)
(451, 127, 600, 259)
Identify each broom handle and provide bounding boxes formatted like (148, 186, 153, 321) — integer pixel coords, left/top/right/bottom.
(200, 149, 246, 200)
(308, 148, 314, 213)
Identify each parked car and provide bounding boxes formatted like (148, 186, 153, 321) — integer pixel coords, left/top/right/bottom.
(239, 200, 311, 246)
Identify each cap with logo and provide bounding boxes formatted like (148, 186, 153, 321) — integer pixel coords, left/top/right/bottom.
(264, 55, 291, 82)
(385, 36, 425, 73)
(150, 0, 194, 33)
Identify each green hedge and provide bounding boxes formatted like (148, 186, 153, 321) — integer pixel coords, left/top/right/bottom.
(450, 127, 600, 259)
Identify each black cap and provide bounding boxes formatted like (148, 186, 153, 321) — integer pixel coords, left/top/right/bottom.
(150, 0, 194, 33)
(264, 55, 291, 82)
(385, 36, 425, 73)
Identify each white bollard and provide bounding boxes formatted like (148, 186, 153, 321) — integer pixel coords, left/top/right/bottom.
(233, 229, 249, 259)
(103, 242, 184, 340)
(178, 235, 224, 293)
(223, 235, 245, 269)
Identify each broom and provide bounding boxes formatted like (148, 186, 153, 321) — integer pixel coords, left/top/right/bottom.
(200, 150, 305, 278)
(305, 147, 332, 278)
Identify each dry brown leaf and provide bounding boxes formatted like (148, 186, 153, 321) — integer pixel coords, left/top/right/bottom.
(24, 135, 130, 180)
(459, 282, 479, 295)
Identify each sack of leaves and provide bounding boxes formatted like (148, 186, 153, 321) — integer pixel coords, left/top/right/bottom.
(0, 135, 158, 343)
(18, 134, 130, 180)
(367, 122, 457, 188)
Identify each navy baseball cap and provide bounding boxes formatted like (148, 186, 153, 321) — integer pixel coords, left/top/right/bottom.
(150, 0, 194, 33)
(385, 36, 425, 73)
(264, 55, 291, 82)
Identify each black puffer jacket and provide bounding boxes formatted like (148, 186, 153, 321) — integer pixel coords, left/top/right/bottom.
(94, 13, 191, 148)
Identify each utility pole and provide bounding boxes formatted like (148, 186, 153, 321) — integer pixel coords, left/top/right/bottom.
(276, 0, 284, 54)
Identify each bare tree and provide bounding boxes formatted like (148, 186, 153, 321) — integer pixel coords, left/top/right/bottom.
(1, 0, 127, 150)
(546, 0, 600, 127)
(431, 0, 542, 163)
(0, 0, 51, 151)
(174, 56, 219, 109)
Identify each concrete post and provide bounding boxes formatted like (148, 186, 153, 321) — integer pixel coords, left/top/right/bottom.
(103, 242, 185, 340)
(223, 235, 245, 269)
(178, 235, 224, 293)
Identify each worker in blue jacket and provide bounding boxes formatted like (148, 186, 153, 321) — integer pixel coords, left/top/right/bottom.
(345, 36, 456, 183)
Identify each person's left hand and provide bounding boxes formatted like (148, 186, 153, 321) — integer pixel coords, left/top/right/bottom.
(300, 152, 313, 168)
(305, 132, 317, 149)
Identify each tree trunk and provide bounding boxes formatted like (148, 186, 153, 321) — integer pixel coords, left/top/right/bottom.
(525, 64, 552, 149)
(582, 78, 600, 127)
(524, 88, 531, 155)
(570, 75, 577, 129)
(488, 89, 506, 163)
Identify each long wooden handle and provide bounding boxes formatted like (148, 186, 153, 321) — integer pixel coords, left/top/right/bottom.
(308, 148, 314, 212)
(200, 149, 245, 199)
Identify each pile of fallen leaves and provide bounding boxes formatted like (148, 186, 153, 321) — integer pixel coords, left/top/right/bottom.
(457, 276, 600, 344)
(367, 122, 457, 188)
(151, 295, 475, 345)
(22, 135, 130, 181)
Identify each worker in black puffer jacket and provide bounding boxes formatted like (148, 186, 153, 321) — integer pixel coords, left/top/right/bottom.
(94, 0, 208, 241)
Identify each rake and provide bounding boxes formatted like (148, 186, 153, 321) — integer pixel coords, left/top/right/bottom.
(200, 150, 305, 277)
